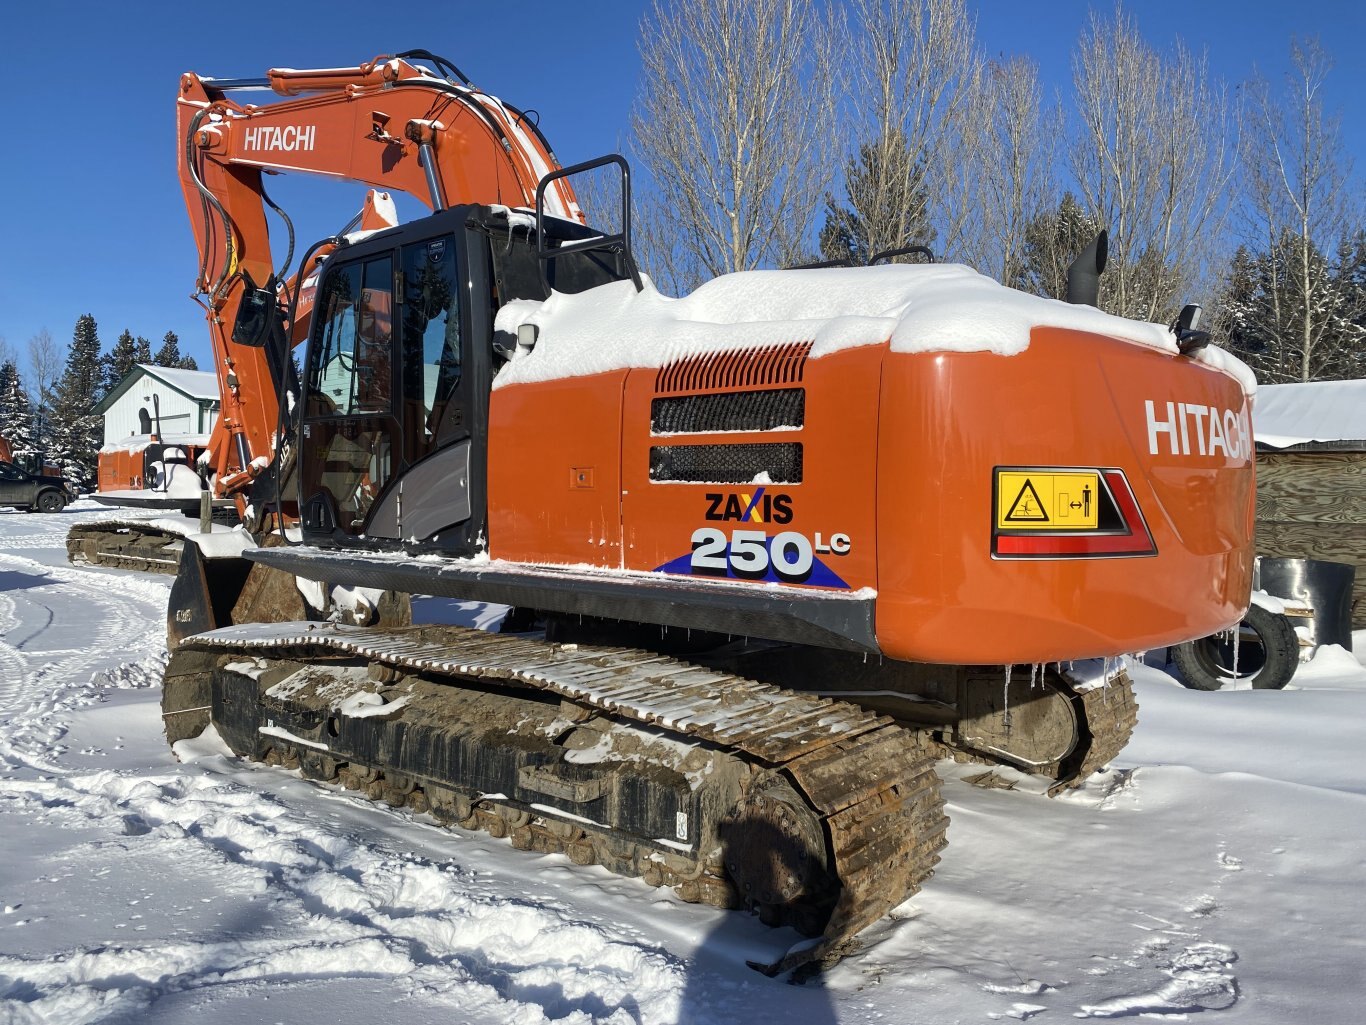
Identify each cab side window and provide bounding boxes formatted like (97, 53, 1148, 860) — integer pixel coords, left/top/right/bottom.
(401, 235, 462, 460)
(308, 256, 395, 417)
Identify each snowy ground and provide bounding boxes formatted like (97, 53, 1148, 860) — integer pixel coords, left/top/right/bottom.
(2, 502, 1364, 1024)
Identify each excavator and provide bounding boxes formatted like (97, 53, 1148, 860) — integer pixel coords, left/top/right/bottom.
(125, 53, 1254, 974)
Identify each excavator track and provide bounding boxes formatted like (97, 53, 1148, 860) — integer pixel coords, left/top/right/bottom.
(939, 665, 1139, 794)
(67, 522, 186, 574)
(164, 621, 949, 974)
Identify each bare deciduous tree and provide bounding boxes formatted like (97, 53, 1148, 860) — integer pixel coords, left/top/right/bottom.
(27, 328, 60, 442)
(631, 0, 841, 293)
(1237, 39, 1362, 381)
(953, 54, 1060, 285)
(1070, 5, 1234, 321)
(829, 0, 982, 264)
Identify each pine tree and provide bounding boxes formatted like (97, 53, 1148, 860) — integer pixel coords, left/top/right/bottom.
(49, 314, 104, 490)
(1017, 193, 1101, 300)
(1217, 230, 1366, 383)
(154, 331, 182, 367)
(819, 129, 935, 266)
(155, 330, 200, 371)
(0, 361, 38, 463)
(102, 328, 139, 394)
(133, 335, 153, 365)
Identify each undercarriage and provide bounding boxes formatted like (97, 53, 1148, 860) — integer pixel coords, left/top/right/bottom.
(163, 615, 1135, 973)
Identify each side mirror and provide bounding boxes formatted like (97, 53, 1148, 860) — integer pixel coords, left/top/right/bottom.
(1172, 303, 1211, 355)
(232, 271, 279, 348)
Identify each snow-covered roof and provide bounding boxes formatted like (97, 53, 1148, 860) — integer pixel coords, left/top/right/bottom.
(1254, 380, 1366, 450)
(492, 265, 1256, 394)
(92, 364, 220, 415)
(137, 364, 218, 400)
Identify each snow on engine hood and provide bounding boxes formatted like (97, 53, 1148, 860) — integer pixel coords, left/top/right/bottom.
(492, 264, 1256, 395)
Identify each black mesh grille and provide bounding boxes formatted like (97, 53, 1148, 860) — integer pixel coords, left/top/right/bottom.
(651, 389, 804, 435)
(649, 443, 803, 484)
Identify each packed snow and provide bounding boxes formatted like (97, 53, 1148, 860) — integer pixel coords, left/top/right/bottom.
(493, 266, 1257, 395)
(2, 501, 1364, 1024)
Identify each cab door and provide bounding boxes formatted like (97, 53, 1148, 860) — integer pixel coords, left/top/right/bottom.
(299, 251, 400, 540)
(298, 208, 487, 555)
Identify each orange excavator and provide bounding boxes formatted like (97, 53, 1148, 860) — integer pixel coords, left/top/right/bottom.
(142, 53, 1255, 973)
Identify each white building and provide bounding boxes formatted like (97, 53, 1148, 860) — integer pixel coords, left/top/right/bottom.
(93, 365, 219, 445)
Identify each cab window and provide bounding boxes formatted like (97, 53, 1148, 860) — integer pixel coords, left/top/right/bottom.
(308, 256, 395, 417)
(400, 235, 462, 457)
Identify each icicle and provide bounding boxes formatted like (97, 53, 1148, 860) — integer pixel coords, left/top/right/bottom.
(1003, 664, 1014, 730)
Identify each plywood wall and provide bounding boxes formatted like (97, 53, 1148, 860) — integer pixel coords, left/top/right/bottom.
(1256, 451, 1366, 627)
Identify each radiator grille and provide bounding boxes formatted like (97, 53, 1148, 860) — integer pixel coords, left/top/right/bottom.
(651, 388, 804, 435)
(649, 443, 803, 484)
(655, 341, 813, 394)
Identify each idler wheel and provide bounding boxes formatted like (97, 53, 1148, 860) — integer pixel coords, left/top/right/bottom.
(720, 776, 834, 932)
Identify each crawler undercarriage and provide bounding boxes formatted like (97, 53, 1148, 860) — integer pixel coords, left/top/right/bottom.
(163, 618, 1136, 973)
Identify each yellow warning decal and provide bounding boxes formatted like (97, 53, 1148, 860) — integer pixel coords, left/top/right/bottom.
(996, 470, 1100, 530)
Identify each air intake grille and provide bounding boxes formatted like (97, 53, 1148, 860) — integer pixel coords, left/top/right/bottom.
(651, 388, 804, 435)
(649, 443, 803, 484)
(655, 341, 813, 394)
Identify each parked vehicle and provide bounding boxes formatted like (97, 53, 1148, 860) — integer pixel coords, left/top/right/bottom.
(0, 460, 75, 513)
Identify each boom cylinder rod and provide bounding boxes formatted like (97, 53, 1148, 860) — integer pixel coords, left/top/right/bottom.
(199, 77, 273, 91)
(234, 431, 251, 476)
(418, 142, 446, 211)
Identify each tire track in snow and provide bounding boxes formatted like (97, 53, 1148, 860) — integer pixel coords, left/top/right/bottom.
(0, 756, 689, 1024)
(0, 552, 169, 773)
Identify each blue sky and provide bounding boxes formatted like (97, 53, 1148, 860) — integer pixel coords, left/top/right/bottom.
(1, 0, 1361, 373)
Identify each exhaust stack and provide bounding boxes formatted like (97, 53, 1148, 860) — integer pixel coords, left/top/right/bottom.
(1066, 229, 1108, 307)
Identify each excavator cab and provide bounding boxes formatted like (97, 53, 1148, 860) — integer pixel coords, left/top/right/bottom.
(297, 203, 633, 555)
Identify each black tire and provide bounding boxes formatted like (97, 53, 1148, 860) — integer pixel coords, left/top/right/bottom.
(1171, 603, 1299, 691)
(35, 490, 65, 514)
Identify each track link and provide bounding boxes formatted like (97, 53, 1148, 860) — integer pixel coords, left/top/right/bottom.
(66, 523, 185, 574)
(165, 621, 949, 973)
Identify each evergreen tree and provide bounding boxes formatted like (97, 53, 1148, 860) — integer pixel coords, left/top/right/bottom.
(819, 129, 935, 266)
(154, 331, 182, 367)
(0, 361, 38, 462)
(154, 330, 200, 371)
(1217, 230, 1366, 383)
(102, 328, 139, 394)
(133, 335, 153, 365)
(49, 314, 104, 490)
(1017, 193, 1100, 300)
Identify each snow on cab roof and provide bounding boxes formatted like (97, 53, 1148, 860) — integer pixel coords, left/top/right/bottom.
(492, 264, 1256, 394)
(1254, 379, 1366, 449)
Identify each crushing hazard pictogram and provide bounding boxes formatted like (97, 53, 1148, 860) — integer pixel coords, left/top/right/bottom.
(995, 469, 1102, 531)
(1004, 479, 1049, 522)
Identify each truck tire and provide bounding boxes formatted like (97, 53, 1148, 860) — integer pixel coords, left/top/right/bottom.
(36, 490, 66, 514)
(1171, 603, 1299, 691)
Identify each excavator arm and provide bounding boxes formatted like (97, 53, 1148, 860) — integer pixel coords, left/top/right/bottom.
(175, 54, 580, 512)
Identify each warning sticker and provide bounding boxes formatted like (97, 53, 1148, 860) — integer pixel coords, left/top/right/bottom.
(996, 470, 1101, 530)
